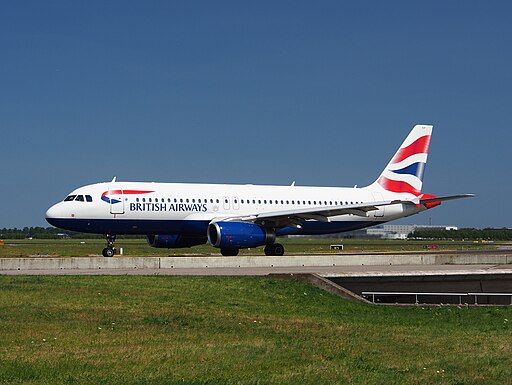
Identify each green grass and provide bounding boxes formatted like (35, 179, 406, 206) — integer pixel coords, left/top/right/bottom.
(0, 238, 501, 257)
(0, 276, 511, 384)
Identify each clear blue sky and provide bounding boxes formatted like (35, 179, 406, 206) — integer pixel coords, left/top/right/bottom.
(1, 1, 510, 229)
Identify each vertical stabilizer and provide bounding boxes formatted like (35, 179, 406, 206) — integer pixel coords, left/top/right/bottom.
(371, 124, 433, 196)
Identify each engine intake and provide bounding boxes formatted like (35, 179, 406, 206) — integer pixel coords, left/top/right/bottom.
(146, 234, 206, 248)
(207, 222, 276, 249)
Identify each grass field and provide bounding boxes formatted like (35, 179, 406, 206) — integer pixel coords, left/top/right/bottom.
(0, 276, 511, 385)
(0, 238, 501, 258)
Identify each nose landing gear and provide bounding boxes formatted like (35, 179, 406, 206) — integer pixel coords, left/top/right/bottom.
(102, 234, 116, 257)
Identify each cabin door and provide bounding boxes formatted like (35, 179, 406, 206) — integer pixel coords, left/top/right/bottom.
(109, 187, 125, 215)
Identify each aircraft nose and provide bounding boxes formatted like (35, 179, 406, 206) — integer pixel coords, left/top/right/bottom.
(45, 203, 65, 226)
(45, 203, 64, 227)
(45, 204, 59, 219)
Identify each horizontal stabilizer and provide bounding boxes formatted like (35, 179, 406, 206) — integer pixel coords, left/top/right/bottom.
(420, 194, 475, 204)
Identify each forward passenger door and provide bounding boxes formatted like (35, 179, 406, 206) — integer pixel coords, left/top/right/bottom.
(109, 187, 125, 215)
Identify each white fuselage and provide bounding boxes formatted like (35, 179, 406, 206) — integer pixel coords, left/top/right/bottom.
(46, 181, 422, 237)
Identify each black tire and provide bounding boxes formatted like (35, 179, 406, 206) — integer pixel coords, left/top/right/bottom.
(264, 243, 285, 256)
(102, 247, 115, 258)
(220, 248, 239, 256)
(273, 243, 285, 256)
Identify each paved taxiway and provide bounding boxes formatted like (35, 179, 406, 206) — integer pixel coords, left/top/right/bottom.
(1, 263, 511, 276)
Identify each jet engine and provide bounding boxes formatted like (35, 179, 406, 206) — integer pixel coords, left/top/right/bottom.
(207, 222, 276, 249)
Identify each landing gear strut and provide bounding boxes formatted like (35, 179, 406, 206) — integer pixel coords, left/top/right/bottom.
(264, 243, 285, 256)
(102, 234, 116, 257)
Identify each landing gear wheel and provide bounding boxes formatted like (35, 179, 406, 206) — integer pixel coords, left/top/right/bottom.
(221, 248, 239, 256)
(102, 234, 117, 257)
(264, 243, 285, 256)
(102, 247, 115, 258)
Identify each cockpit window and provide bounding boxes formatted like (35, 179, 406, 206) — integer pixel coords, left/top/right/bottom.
(64, 194, 92, 202)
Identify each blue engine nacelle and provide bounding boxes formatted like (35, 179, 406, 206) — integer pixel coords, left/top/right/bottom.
(207, 222, 276, 249)
(146, 234, 207, 248)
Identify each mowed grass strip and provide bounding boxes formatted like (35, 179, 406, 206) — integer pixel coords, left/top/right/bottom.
(0, 238, 499, 257)
(0, 276, 511, 385)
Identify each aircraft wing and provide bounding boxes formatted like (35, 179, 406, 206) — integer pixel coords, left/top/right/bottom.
(211, 199, 409, 229)
(211, 194, 474, 229)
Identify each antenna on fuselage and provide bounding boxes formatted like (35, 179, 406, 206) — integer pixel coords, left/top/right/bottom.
(291, 181, 296, 186)
(111, 176, 117, 183)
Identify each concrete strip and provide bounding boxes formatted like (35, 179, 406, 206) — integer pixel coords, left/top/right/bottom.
(1, 265, 512, 276)
(434, 255, 512, 265)
(159, 255, 430, 269)
(0, 254, 510, 271)
(0, 257, 161, 271)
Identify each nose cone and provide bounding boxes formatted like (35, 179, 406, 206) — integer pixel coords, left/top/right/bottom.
(46, 203, 58, 219)
(45, 203, 65, 227)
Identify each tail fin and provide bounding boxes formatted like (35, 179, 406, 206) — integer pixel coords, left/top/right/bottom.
(371, 124, 433, 196)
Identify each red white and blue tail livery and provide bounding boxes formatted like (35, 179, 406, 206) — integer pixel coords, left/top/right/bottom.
(46, 124, 473, 257)
(375, 124, 431, 197)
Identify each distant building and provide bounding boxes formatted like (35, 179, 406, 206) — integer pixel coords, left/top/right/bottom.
(289, 224, 458, 239)
(366, 224, 457, 239)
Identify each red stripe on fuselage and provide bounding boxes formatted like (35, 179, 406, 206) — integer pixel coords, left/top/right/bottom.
(102, 190, 154, 196)
(391, 135, 431, 164)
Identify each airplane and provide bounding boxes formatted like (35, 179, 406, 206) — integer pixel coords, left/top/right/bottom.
(45, 124, 473, 257)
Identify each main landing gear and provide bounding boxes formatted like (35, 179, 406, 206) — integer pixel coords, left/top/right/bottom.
(264, 243, 285, 256)
(219, 243, 285, 257)
(102, 234, 116, 258)
(220, 248, 240, 256)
